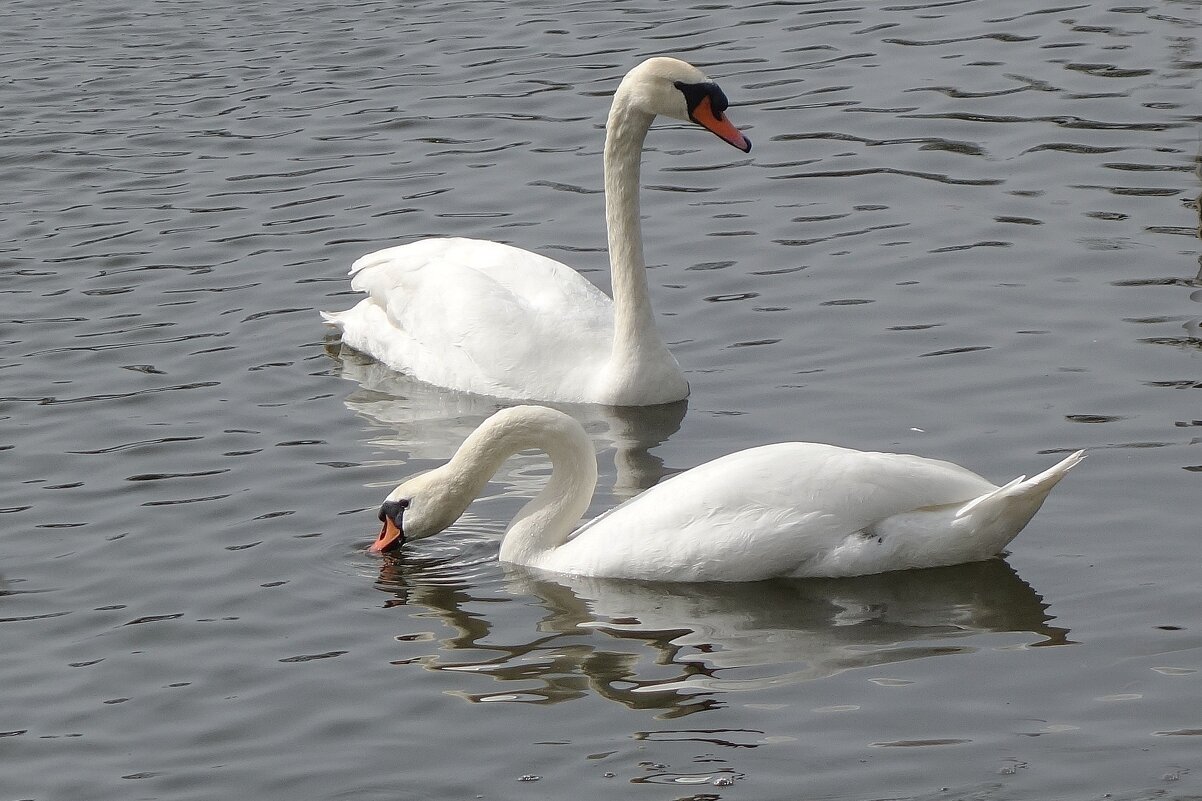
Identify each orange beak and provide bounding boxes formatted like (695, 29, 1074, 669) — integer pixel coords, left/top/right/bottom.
(369, 516, 403, 554)
(690, 95, 751, 153)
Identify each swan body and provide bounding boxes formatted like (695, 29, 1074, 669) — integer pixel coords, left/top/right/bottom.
(370, 406, 1084, 582)
(322, 57, 752, 406)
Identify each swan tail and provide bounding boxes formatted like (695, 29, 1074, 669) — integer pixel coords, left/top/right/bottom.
(349, 249, 391, 277)
(320, 309, 347, 328)
(953, 450, 1085, 539)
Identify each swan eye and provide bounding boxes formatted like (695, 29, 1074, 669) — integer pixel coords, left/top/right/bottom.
(674, 80, 729, 119)
(378, 498, 410, 522)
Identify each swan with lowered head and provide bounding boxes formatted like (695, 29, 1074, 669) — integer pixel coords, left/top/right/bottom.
(322, 57, 751, 406)
(369, 406, 1084, 581)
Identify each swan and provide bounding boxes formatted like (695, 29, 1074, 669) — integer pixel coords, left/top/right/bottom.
(368, 406, 1084, 581)
(322, 57, 751, 406)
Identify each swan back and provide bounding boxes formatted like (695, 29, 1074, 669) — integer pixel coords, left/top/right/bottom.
(540, 443, 1000, 580)
(337, 238, 616, 402)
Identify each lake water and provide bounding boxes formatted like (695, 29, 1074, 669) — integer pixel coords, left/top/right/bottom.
(2, 1, 1200, 799)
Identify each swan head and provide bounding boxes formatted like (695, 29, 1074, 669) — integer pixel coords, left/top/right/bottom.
(369, 467, 468, 554)
(621, 57, 751, 153)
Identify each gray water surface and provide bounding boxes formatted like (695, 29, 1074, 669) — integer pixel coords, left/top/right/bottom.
(2, 1, 1200, 799)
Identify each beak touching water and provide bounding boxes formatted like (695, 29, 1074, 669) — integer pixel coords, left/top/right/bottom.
(369, 513, 404, 554)
(690, 95, 751, 153)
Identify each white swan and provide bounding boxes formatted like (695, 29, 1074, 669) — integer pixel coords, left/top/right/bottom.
(322, 57, 751, 406)
(369, 406, 1084, 581)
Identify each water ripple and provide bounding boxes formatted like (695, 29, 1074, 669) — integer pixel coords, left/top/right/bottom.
(2, 2, 1199, 800)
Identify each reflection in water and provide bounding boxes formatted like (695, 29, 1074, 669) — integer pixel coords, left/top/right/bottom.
(374, 558, 1071, 718)
(326, 342, 685, 497)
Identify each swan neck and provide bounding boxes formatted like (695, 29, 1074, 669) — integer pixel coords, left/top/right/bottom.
(603, 94, 665, 365)
(448, 409, 598, 567)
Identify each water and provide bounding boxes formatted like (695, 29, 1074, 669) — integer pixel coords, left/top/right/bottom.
(1, 0, 1199, 798)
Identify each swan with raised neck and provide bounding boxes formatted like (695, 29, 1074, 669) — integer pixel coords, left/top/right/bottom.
(322, 57, 751, 406)
(370, 406, 1085, 582)
(599, 57, 749, 402)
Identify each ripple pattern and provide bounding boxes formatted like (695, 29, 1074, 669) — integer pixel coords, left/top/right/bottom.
(1, 1, 1199, 800)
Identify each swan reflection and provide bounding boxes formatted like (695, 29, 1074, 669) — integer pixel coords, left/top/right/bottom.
(373, 557, 1070, 717)
(326, 342, 685, 498)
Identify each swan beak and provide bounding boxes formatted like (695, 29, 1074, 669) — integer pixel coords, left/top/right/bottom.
(691, 96, 751, 153)
(369, 516, 404, 554)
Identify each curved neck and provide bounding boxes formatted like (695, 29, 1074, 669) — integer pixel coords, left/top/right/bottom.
(446, 408, 598, 567)
(603, 91, 673, 373)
